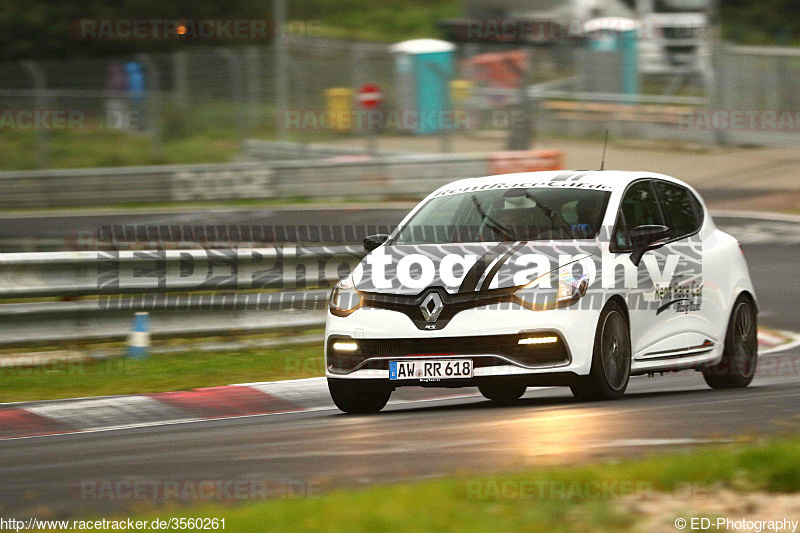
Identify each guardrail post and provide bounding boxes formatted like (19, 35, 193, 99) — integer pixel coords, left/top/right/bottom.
(217, 48, 247, 142)
(21, 60, 48, 168)
(709, 43, 728, 146)
(245, 46, 261, 134)
(505, 51, 534, 150)
(127, 312, 150, 359)
(274, 0, 289, 140)
(351, 43, 377, 155)
(136, 54, 162, 155)
(173, 50, 188, 108)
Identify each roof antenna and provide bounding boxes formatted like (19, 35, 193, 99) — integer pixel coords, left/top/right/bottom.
(600, 130, 609, 171)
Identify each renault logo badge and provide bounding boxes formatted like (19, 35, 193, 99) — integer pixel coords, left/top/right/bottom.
(420, 292, 443, 323)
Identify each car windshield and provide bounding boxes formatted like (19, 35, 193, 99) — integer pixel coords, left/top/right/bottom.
(392, 187, 611, 245)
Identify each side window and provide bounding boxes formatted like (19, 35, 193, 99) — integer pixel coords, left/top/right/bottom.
(654, 181, 701, 239)
(689, 190, 704, 229)
(614, 181, 665, 249)
(614, 211, 630, 249)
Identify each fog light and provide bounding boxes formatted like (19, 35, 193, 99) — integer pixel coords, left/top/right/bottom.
(332, 341, 359, 352)
(518, 336, 558, 345)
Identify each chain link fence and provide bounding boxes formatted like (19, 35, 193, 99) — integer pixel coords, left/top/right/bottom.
(1, 36, 799, 169)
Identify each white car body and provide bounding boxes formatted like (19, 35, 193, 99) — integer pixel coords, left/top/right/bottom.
(325, 171, 757, 410)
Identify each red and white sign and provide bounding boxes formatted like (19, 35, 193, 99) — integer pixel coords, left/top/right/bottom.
(358, 84, 383, 109)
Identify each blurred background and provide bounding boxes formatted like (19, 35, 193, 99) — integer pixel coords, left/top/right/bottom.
(0, 0, 798, 381)
(1, 1, 800, 526)
(1, 0, 798, 172)
(0, 1, 798, 385)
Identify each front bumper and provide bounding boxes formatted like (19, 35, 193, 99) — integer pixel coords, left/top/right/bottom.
(324, 303, 600, 385)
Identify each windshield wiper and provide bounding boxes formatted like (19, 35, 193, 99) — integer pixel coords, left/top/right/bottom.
(471, 195, 517, 242)
(524, 192, 576, 239)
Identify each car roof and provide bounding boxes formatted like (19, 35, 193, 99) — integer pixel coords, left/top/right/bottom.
(434, 170, 682, 195)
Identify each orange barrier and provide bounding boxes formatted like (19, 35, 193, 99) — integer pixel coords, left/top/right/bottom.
(464, 50, 528, 90)
(487, 149, 565, 175)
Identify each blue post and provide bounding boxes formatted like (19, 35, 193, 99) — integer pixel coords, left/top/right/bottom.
(127, 312, 150, 359)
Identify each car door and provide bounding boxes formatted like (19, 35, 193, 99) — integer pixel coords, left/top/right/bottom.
(612, 180, 691, 360)
(652, 180, 712, 354)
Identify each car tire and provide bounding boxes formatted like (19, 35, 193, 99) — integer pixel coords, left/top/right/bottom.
(328, 378, 392, 414)
(702, 295, 758, 389)
(570, 300, 631, 401)
(478, 382, 527, 404)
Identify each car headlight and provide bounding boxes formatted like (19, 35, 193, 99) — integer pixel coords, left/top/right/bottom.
(514, 270, 589, 311)
(556, 270, 589, 302)
(329, 275, 362, 317)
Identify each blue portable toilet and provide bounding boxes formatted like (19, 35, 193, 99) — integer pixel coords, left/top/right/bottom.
(390, 39, 456, 135)
(125, 61, 146, 131)
(583, 18, 639, 97)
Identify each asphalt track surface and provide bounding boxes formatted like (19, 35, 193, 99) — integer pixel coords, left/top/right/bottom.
(0, 213, 799, 518)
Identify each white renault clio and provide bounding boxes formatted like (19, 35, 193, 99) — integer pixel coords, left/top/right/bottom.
(325, 171, 758, 413)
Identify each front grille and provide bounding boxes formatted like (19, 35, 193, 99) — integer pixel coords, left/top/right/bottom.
(327, 333, 570, 374)
(361, 288, 519, 330)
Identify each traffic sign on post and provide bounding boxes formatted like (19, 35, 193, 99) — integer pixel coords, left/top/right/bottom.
(358, 84, 382, 155)
(358, 84, 383, 109)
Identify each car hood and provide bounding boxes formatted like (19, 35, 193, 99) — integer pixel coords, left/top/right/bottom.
(353, 242, 598, 296)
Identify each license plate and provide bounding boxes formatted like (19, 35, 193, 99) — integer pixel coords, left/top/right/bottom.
(389, 359, 473, 380)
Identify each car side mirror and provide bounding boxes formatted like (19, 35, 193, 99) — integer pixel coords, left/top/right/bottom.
(630, 225, 670, 267)
(364, 234, 389, 252)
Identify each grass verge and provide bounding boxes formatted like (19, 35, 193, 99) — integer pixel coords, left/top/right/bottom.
(0, 339, 323, 403)
(103, 433, 800, 532)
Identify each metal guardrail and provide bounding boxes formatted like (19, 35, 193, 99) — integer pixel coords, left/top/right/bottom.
(0, 246, 365, 298)
(0, 213, 794, 346)
(0, 291, 329, 345)
(242, 139, 399, 160)
(0, 153, 491, 208)
(535, 90, 707, 106)
(0, 245, 367, 344)
(473, 84, 708, 107)
(725, 45, 800, 57)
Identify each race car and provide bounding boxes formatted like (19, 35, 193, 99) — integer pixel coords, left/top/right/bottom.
(325, 170, 758, 413)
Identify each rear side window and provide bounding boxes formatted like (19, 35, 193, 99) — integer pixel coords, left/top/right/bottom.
(654, 181, 702, 239)
(614, 181, 665, 249)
